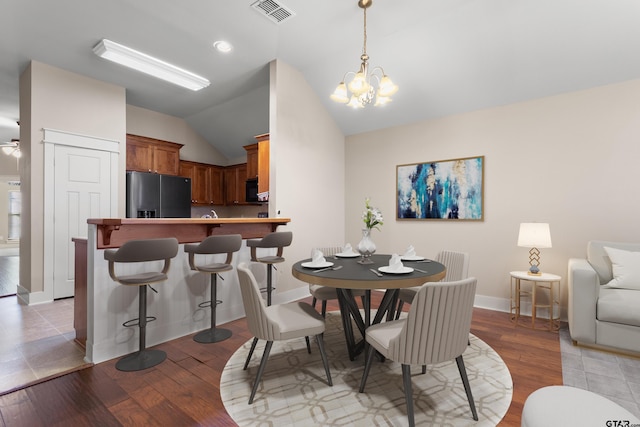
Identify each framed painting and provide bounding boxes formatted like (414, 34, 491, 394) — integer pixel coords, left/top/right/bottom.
(396, 155, 484, 220)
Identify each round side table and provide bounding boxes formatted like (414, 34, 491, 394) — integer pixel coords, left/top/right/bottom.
(510, 271, 561, 331)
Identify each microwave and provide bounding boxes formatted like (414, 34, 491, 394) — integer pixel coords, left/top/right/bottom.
(246, 178, 258, 203)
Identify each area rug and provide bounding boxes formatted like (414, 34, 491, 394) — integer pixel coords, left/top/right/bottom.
(221, 311, 512, 426)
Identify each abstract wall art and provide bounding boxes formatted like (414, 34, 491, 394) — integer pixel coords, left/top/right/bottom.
(397, 156, 484, 220)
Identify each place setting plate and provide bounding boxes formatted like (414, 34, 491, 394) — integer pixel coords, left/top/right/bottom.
(301, 261, 334, 269)
(378, 266, 414, 274)
(400, 255, 425, 261)
(335, 252, 360, 258)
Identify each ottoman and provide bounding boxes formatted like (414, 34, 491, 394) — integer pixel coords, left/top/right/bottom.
(522, 386, 640, 427)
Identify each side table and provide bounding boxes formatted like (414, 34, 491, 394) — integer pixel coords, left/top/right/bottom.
(510, 271, 561, 331)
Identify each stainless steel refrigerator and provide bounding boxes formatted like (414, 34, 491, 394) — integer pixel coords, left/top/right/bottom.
(126, 171, 192, 218)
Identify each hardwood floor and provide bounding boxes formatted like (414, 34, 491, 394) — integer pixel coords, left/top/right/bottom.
(0, 294, 562, 426)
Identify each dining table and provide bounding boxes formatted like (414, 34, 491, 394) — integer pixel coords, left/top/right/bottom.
(292, 253, 446, 360)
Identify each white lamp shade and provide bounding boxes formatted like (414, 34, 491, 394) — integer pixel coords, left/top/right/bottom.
(517, 223, 552, 248)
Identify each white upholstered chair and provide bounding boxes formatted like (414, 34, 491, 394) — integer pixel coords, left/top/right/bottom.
(360, 278, 478, 427)
(395, 250, 470, 319)
(237, 262, 333, 404)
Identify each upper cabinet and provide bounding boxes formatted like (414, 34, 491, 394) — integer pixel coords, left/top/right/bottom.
(244, 134, 270, 195)
(126, 134, 182, 175)
(224, 163, 247, 205)
(179, 160, 224, 205)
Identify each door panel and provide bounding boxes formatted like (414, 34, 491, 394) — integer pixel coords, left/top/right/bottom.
(54, 145, 112, 299)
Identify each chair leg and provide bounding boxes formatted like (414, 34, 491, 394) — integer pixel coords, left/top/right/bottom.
(249, 340, 273, 404)
(315, 333, 332, 386)
(395, 300, 405, 320)
(116, 285, 166, 372)
(321, 300, 327, 317)
(194, 273, 232, 343)
(311, 296, 317, 309)
(243, 337, 259, 370)
(305, 336, 311, 354)
(455, 355, 478, 421)
(401, 364, 415, 427)
(359, 343, 376, 392)
(421, 365, 426, 374)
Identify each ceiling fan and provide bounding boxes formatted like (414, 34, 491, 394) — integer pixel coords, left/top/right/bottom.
(1, 139, 21, 158)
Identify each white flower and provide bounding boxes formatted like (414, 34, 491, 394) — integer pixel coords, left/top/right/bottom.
(362, 197, 383, 230)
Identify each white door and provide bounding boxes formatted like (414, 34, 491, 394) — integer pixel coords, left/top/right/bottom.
(53, 144, 113, 299)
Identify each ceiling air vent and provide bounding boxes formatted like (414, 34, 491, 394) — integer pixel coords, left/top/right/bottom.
(251, 0, 296, 24)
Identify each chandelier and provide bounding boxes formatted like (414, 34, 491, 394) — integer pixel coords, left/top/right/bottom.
(330, 0, 398, 108)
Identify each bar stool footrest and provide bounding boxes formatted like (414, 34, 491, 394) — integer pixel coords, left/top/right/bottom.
(198, 299, 223, 309)
(122, 315, 157, 328)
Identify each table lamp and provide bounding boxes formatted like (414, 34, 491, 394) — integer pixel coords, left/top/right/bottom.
(517, 223, 552, 276)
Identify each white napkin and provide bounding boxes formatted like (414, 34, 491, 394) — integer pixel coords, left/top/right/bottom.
(404, 245, 417, 258)
(311, 249, 326, 266)
(388, 253, 404, 272)
(343, 243, 355, 254)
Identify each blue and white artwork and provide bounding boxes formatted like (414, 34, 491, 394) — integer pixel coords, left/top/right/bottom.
(397, 156, 484, 220)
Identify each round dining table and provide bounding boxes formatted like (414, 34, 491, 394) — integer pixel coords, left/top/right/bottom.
(292, 254, 446, 360)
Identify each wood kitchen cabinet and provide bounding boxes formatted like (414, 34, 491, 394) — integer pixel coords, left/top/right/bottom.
(180, 161, 225, 205)
(126, 134, 182, 175)
(244, 134, 270, 194)
(224, 163, 247, 205)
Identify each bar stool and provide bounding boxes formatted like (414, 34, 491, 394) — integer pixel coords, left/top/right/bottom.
(246, 231, 292, 306)
(104, 237, 179, 372)
(184, 234, 242, 343)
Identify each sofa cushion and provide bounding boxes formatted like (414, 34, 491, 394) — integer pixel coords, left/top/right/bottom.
(597, 288, 640, 327)
(587, 240, 640, 283)
(603, 246, 640, 290)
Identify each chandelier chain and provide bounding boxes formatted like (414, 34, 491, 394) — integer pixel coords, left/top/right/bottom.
(362, 6, 367, 56)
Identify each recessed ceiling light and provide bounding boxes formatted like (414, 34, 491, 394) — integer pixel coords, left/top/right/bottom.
(93, 39, 210, 91)
(213, 41, 233, 53)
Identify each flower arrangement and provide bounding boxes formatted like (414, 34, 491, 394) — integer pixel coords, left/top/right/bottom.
(362, 197, 383, 231)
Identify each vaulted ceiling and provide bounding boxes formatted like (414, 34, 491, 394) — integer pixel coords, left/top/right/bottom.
(2, 0, 640, 160)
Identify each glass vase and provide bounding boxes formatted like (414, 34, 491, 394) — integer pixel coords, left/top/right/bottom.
(357, 228, 376, 264)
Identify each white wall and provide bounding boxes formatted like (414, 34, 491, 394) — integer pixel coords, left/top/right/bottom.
(345, 78, 640, 313)
(20, 61, 126, 296)
(270, 60, 346, 293)
(126, 105, 228, 165)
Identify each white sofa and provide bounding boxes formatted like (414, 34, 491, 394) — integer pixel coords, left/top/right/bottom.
(568, 240, 640, 353)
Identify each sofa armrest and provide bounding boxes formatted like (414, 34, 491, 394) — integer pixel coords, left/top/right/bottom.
(567, 258, 600, 344)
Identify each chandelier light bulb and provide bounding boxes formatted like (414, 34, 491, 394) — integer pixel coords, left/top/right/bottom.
(330, 82, 349, 103)
(378, 75, 398, 97)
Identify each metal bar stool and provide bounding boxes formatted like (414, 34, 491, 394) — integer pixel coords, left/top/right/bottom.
(184, 234, 242, 343)
(104, 237, 178, 372)
(246, 231, 292, 306)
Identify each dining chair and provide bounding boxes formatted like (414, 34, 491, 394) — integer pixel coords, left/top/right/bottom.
(236, 262, 333, 404)
(395, 250, 470, 319)
(359, 277, 479, 427)
(308, 246, 366, 317)
(184, 234, 242, 343)
(104, 237, 179, 371)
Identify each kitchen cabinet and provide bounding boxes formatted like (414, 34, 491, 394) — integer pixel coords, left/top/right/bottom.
(244, 134, 270, 194)
(224, 163, 247, 205)
(126, 134, 182, 175)
(180, 161, 225, 205)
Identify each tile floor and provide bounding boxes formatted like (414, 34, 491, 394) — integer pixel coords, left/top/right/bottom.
(0, 296, 89, 395)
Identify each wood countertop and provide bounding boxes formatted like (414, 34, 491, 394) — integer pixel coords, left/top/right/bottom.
(87, 217, 291, 248)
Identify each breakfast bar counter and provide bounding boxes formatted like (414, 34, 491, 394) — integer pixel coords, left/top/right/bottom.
(82, 217, 290, 364)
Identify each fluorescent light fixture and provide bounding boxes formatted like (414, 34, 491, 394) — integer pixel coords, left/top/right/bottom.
(93, 39, 210, 91)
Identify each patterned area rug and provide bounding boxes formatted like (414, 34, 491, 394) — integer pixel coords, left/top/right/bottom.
(221, 311, 512, 426)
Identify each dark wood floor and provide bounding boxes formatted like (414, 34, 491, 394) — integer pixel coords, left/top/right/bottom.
(0, 293, 562, 426)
